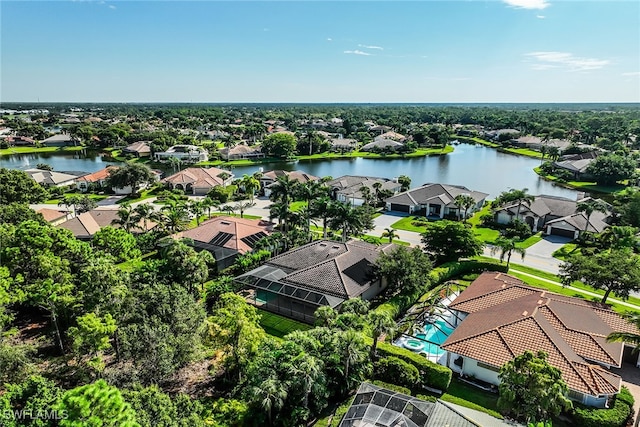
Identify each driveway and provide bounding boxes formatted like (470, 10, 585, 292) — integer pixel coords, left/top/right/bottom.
(611, 363, 640, 427)
(526, 235, 572, 258)
(373, 211, 407, 230)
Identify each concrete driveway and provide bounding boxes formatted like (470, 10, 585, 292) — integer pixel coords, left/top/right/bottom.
(526, 235, 572, 258)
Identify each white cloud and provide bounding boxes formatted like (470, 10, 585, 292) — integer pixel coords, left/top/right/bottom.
(327, 38, 332, 42)
(622, 71, 640, 76)
(525, 51, 609, 71)
(108, 4, 116, 9)
(358, 44, 384, 50)
(344, 50, 372, 56)
(503, 0, 549, 10)
(536, 15, 545, 19)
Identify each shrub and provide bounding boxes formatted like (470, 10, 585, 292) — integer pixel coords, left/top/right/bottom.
(572, 394, 633, 427)
(371, 380, 412, 396)
(377, 342, 452, 392)
(617, 386, 635, 408)
(375, 357, 420, 391)
(415, 394, 438, 403)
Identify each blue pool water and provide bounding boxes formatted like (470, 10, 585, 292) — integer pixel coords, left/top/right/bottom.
(405, 317, 455, 357)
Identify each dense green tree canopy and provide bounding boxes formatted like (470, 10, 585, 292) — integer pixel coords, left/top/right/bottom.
(261, 133, 297, 158)
(586, 153, 637, 185)
(421, 220, 484, 263)
(375, 246, 432, 297)
(92, 226, 141, 263)
(498, 351, 572, 423)
(0, 168, 48, 205)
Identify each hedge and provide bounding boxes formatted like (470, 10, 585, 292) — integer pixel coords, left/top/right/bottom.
(371, 380, 412, 396)
(374, 356, 420, 391)
(377, 342, 452, 392)
(572, 389, 633, 427)
(616, 385, 635, 408)
(372, 260, 508, 320)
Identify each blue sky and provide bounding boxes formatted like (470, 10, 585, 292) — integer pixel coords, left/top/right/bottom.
(1, 1, 639, 103)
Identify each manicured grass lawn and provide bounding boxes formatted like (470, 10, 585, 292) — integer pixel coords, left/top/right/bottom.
(534, 168, 626, 194)
(452, 135, 500, 148)
(390, 216, 428, 233)
(45, 193, 110, 204)
(360, 234, 410, 246)
(0, 146, 86, 155)
(500, 147, 543, 159)
(257, 309, 310, 338)
(116, 190, 157, 204)
(472, 227, 500, 243)
(289, 201, 307, 212)
(516, 232, 543, 249)
(440, 379, 502, 419)
(552, 243, 579, 260)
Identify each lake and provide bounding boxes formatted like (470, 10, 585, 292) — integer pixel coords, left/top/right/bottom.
(0, 143, 579, 199)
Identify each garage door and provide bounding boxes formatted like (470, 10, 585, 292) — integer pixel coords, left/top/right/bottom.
(550, 227, 575, 238)
(390, 203, 410, 213)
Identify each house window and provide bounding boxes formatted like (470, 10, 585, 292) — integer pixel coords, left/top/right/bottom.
(477, 361, 500, 372)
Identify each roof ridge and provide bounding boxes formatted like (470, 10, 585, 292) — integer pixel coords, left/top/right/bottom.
(542, 304, 618, 364)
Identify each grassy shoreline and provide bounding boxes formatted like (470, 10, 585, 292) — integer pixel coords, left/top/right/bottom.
(0, 146, 87, 156)
(533, 167, 625, 194)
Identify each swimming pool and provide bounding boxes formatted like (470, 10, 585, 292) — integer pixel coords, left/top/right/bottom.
(399, 315, 456, 358)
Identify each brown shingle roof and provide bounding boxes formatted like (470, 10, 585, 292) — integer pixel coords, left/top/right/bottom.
(442, 272, 634, 396)
(173, 216, 271, 254)
(36, 208, 67, 222)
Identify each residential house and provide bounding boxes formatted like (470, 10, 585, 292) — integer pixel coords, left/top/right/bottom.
(41, 133, 79, 147)
(172, 216, 272, 270)
(493, 194, 611, 238)
(25, 168, 83, 187)
(440, 272, 639, 408)
(510, 136, 572, 152)
(340, 382, 512, 427)
(154, 145, 208, 162)
(553, 152, 598, 180)
(329, 137, 358, 152)
(122, 141, 152, 157)
(325, 175, 402, 206)
(378, 131, 407, 142)
(260, 170, 319, 197)
(384, 183, 488, 218)
(484, 129, 520, 142)
(162, 167, 233, 195)
(36, 208, 72, 226)
(7, 136, 36, 146)
(360, 137, 404, 152)
(219, 144, 264, 161)
(235, 240, 395, 323)
(75, 166, 117, 192)
(57, 208, 155, 240)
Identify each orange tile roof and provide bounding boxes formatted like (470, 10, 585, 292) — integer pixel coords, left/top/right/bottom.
(76, 166, 117, 183)
(442, 272, 636, 397)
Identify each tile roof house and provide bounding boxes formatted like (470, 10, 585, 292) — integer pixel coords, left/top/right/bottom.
(7, 136, 36, 146)
(493, 195, 611, 238)
(25, 169, 83, 187)
(235, 240, 395, 323)
(57, 208, 155, 240)
(384, 183, 488, 219)
(122, 141, 152, 157)
(41, 133, 79, 147)
(75, 166, 117, 192)
(162, 167, 234, 196)
(329, 137, 358, 152)
(172, 216, 272, 270)
(260, 170, 320, 197)
(509, 136, 572, 152)
(36, 208, 71, 226)
(219, 144, 264, 161)
(553, 154, 598, 180)
(360, 137, 404, 152)
(440, 272, 639, 408)
(325, 175, 402, 206)
(154, 144, 208, 162)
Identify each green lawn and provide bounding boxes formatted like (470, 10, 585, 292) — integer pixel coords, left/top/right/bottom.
(500, 147, 543, 159)
(289, 201, 307, 212)
(552, 243, 579, 260)
(440, 379, 502, 419)
(0, 146, 86, 155)
(117, 251, 157, 272)
(390, 216, 429, 233)
(534, 167, 626, 194)
(257, 309, 311, 338)
(360, 234, 411, 246)
(472, 227, 500, 243)
(451, 135, 500, 148)
(116, 190, 157, 204)
(45, 193, 110, 204)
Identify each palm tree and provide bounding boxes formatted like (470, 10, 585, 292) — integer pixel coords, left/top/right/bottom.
(217, 171, 231, 188)
(576, 199, 609, 234)
(328, 203, 366, 242)
(309, 196, 334, 238)
(269, 174, 297, 206)
(221, 204, 237, 217)
(454, 194, 476, 222)
(338, 329, 370, 394)
(240, 174, 260, 202)
(188, 199, 207, 225)
(160, 202, 190, 233)
(248, 377, 288, 426)
(491, 236, 526, 270)
(167, 156, 182, 173)
(288, 353, 323, 410)
(381, 227, 399, 243)
(368, 311, 396, 360)
(202, 196, 220, 219)
(133, 202, 154, 231)
(111, 203, 136, 232)
(297, 181, 326, 231)
(234, 201, 256, 219)
(607, 313, 640, 352)
(497, 188, 535, 220)
(599, 226, 638, 249)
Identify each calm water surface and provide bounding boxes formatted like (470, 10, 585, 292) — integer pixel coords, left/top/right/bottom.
(1, 144, 579, 199)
